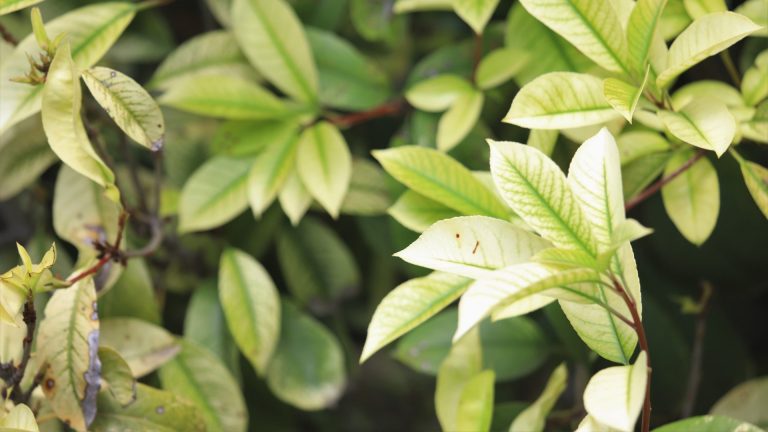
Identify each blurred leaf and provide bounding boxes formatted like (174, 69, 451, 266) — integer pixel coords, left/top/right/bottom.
(98, 346, 136, 407)
(0, 403, 38, 431)
(100, 318, 180, 378)
(389, 190, 463, 233)
(435, 327, 482, 431)
(735, 0, 768, 37)
(0, 0, 43, 16)
(437, 88, 483, 152)
(510, 363, 567, 432)
(278, 167, 313, 225)
(296, 121, 352, 218)
(710, 377, 768, 428)
(339, 158, 392, 216)
(683, 0, 725, 19)
(584, 352, 647, 432)
(406, 74, 472, 112)
(476, 47, 529, 90)
(99, 258, 160, 324)
(741, 50, 768, 106)
(247, 123, 300, 217)
(0, 117, 56, 201)
(456, 369, 495, 432)
(453, 0, 500, 34)
(652, 416, 763, 432)
(733, 155, 768, 219)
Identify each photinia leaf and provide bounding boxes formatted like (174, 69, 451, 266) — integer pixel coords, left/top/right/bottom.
(435, 327, 482, 431)
(710, 376, 768, 428)
(733, 153, 768, 219)
(683, 0, 726, 19)
(278, 167, 312, 226)
(339, 158, 393, 216)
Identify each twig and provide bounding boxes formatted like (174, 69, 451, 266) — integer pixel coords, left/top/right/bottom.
(328, 99, 405, 128)
(471, 32, 483, 83)
(720, 50, 741, 87)
(625, 149, 707, 211)
(0, 22, 18, 46)
(681, 282, 713, 418)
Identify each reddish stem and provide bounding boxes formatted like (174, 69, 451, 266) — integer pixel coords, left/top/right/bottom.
(329, 99, 405, 128)
(625, 149, 706, 212)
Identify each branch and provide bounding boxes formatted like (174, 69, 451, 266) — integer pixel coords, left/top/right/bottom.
(0, 22, 18, 46)
(471, 32, 483, 83)
(328, 99, 405, 128)
(681, 281, 713, 418)
(625, 149, 707, 212)
(720, 50, 741, 87)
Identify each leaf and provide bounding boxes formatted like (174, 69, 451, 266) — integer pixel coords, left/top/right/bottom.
(82, 67, 165, 151)
(437, 88, 484, 152)
(652, 416, 763, 432)
(0, 119, 57, 201)
(178, 156, 252, 233)
(231, 0, 319, 103)
(0, 2, 136, 132)
(98, 346, 136, 407)
(526, 129, 558, 157)
(159, 340, 248, 432)
(456, 370, 495, 432)
(276, 217, 360, 312)
(218, 248, 281, 376)
(657, 12, 762, 88)
(741, 50, 768, 107)
(617, 130, 671, 165)
(373, 146, 509, 220)
(0, 0, 43, 16)
(479, 316, 549, 381)
(42, 43, 119, 202)
(361, 273, 471, 362)
(518, 0, 629, 74)
(735, 156, 768, 219)
(184, 283, 241, 378)
(91, 383, 206, 432)
(661, 150, 719, 244)
(296, 121, 352, 218)
(711, 377, 768, 428)
(509, 363, 568, 432)
(389, 190, 463, 232)
(148, 30, 257, 91)
(159, 75, 299, 120)
(435, 327, 482, 431)
(659, 99, 736, 156)
(99, 258, 161, 324)
(266, 301, 346, 411)
(246, 123, 300, 217)
(0, 403, 38, 431)
(405, 74, 473, 112)
(340, 158, 393, 216)
(306, 28, 391, 110)
(212, 118, 296, 158)
(504, 72, 622, 129)
(622, 151, 673, 200)
(100, 318, 180, 378)
(395, 0, 453, 13)
(584, 352, 648, 432)
(394, 216, 550, 279)
(453, 0, 500, 33)
(736, 0, 768, 37)
(0, 317, 26, 364)
(603, 71, 648, 123)
(489, 140, 599, 255)
(476, 48, 530, 90)
(627, 0, 669, 74)
(36, 279, 100, 431)
(683, 0, 725, 19)
(278, 168, 312, 225)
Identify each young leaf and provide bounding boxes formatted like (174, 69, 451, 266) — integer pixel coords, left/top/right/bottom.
(0, 2, 136, 132)
(476, 48, 530, 90)
(218, 248, 281, 376)
(405, 74, 473, 112)
(489, 140, 599, 255)
(82, 67, 165, 151)
(583, 351, 648, 432)
(518, 0, 630, 74)
(36, 279, 100, 431)
(657, 12, 762, 88)
(662, 149, 719, 245)
(296, 121, 352, 218)
(247, 125, 300, 217)
(453, 0, 501, 34)
(148, 30, 257, 91)
(683, 0, 726, 19)
(509, 363, 568, 432)
(42, 43, 119, 202)
(98, 347, 137, 407)
(455, 369, 495, 432)
(394, 216, 550, 279)
(266, 302, 346, 411)
(741, 50, 768, 107)
(373, 146, 509, 220)
(505, 72, 622, 129)
(435, 327, 482, 431)
(437, 88, 484, 152)
(178, 156, 252, 233)
(603, 71, 648, 123)
(659, 99, 736, 156)
(159, 75, 299, 120)
(231, 0, 319, 103)
(389, 190, 464, 232)
(626, 0, 669, 74)
(100, 318, 181, 378)
(361, 272, 471, 362)
(734, 155, 768, 219)
(278, 168, 312, 225)
(652, 416, 763, 432)
(159, 340, 248, 432)
(0, 0, 43, 16)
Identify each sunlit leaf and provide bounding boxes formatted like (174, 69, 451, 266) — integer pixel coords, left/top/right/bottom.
(626, 0, 669, 74)
(584, 352, 648, 432)
(453, 0, 500, 33)
(100, 318, 180, 378)
(0, 0, 42, 16)
(659, 98, 736, 156)
(652, 416, 763, 432)
(710, 376, 768, 428)
(435, 327, 482, 431)
(246, 123, 300, 217)
(278, 167, 312, 225)
(683, 0, 725, 19)
(603, 72, 648, 123)
(405, 74, 473, 112)
(437, 88, 484, 152)
(734, 156, 768, 219)
(296, 121, 352, 218)
(0, 403, 39, 431)
(455, 369, 495, 432)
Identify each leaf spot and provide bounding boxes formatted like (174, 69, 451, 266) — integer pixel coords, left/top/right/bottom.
(156, 406, 165, 415)
(472, 241, 479, 254)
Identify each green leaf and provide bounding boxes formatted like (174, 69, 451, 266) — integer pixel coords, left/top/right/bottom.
(278, 168, 312, 225)
(36, 279, 100, 431)
(159, 75, 299, 120)
(741, 50, 768, 107)
(626, 0, 669, 74)
(92, 383, 206, 432)
(405, 74, 473, 112)
(184, 283, 241, 378)
(661, 150, 719, 244)
(246, 123, 300, 217)
(480, 316, 549, 381)
(100, 318, 180, 378)
(476, 48, 530, 90)
(0, 403, 38, 431)
(489, 140, 599, 255)
(518, 0, 629, 74)
(361, 273, 471, 363)
(219, 248, 281, 376)
(0, 0, 43, 16)
(82, 67, 164, 151)
(659, 99, 736, 156)
(296, 121, 352, 218)
(0, 118, 56, 201)
(0, 2, 136, 132)
(652, 416, 763, 432)
(453, 0, 500, 34)
(657, 12, 762, 88)
(526, 129, 558, 157)
(178, 156, 252, 233)
(340, 158, 393, 216)
(42, 43, 119, 202)
(159, 340, 248, 432)
(394, 216, 550, 279)
(148, 30, 257, 91)
(306, 28, 391, 110)
(374, 146, 510, 220)
(505, 72, 621, 129)
(617, 130, 671, 165)
(509, 363, 567, 432)
(456, 370, 495, 432)
(276, 217, 360, 311)
(232, 0, 318, 103)
(435, 327, 482, 431)
(603, 71, 648, 123)
(437, 88, 484, 152)
(683, 0, 726, 19)
(736, 0, 768, 37)
(98, 347, 136, 407)
(389, 190, 463, 232)
(711, 377, 768, 428)
(734, 155, 768, 219)
(584, 352, 648, 432)
(622, 151, 673, 200)
(395, 0, 453, 13)
(266, 301, 346, 411)
(99, 258, 161, 324)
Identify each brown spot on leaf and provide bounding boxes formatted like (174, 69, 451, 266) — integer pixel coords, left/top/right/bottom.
(455, 233, 460, 239)
(45, 378, 55, 390)
(472, 241, 480, 254)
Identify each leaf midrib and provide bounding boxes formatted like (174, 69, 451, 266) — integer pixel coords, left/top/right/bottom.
(562, 0, 630, 75)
